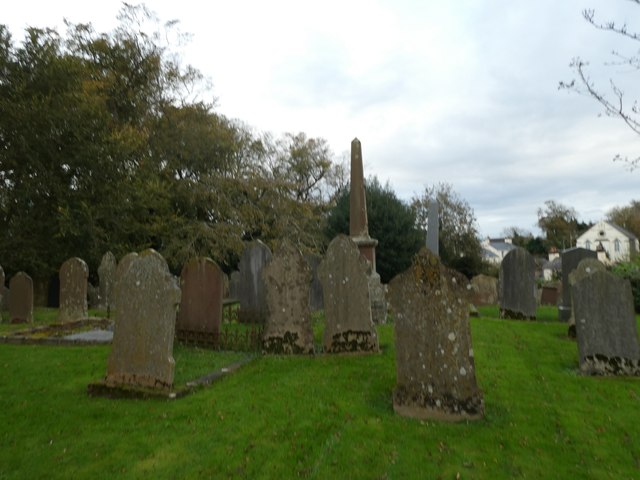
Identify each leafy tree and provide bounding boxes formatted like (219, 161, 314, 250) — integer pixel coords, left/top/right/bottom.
(559, 1, 640, 169)
(411, 183, 483, 278)
(606, 199, 640, 239)
(536, 200, 583, 250)
(325, 177, 423, 283)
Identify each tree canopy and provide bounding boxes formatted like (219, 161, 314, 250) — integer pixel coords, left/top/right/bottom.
(0, 6, 343, 284)
(411, 183, 483, 278)
(325, 177, 423, 283)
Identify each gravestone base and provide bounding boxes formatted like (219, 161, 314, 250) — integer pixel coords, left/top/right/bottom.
(105, 372, 173, 392)
(88, 380, 176, 399)
(262, 332, 314, 355)
(392, 386, 484, 422)
(325, 330, 378, 354)
(580, 355, 640, 376)
(499, 308, 535, 321)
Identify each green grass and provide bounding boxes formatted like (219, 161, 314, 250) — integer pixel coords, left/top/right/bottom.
(1, 307, 639, 479)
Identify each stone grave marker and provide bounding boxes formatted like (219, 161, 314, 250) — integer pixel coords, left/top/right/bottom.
(262, 241, 314, 354)
(106, 250, 181, 392)
(499, 247, 536, 320)
(9, 272, 33, 323)
(559, 247, 596, 321)
(389, 248, 484, 421)
(176, 256, 224, 345)
(237, 240, 272, 323)
(470, 274, 498, 306)
(112, 252, 138, 313)
(58, 257, 89, 322)
(567, 258, 606, 338)
(98, 251, 117, 312)
(229, 271, 240, 300)
(571, 264, 640, 376)
(540, 285, 559, 306)
(318, 235, 379, 353)
(426, 198, 439, 255)
(305, 253, 324, 312)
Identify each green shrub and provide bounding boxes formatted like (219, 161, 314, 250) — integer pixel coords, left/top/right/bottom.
(611, 258, 640, 313)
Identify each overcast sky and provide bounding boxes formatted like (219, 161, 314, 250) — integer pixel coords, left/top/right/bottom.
(4, 0, 639, 237)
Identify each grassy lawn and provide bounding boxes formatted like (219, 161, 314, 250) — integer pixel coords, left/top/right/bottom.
(1, 307, 639, 479)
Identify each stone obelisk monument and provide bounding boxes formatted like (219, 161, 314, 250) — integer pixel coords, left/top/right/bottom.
(349, 138, 388, 324)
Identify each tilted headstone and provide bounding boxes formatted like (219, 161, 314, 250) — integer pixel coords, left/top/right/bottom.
(262, 241, 314, 354)
(470, 274, 498, 306)
(98, 251, 117, 312)
(106, 250, 181, 391)
(571, 265, 640, 376)
(389, 248, 484, 421)
(237, 240, 272, 323)
(318, 235, 379, 353)
(499, 247, 536, 320)
(58, 257, 89, 322)
(176, 257, 224, 345)
(8, 272, 33, 323)
(305, 253, 324, 312)
(426, 198, 439, 255)
(559, 247, 596, 321)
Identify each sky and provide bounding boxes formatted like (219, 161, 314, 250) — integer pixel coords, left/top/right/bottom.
(4, 0, 639, 238)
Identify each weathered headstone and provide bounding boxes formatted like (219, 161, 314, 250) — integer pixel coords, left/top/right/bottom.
(58, 257, 89, 322)
(389, 248, 484, 421)
(559, 247, 597, 321)
(106, 250, 181, 392)
(98, 251, 117, 312)
(262, 241, 314, 354)
(470, 274, 498, 306)
(349, 138, 387, 324)
(571, 264, 640, 376)
(305, 253, 324, 312)
(237, 240, 272, 323)
(499, 247, 536, 320)
(176, 257, 224, 345)
(112, 252, 138, 313)
(0, 286, 8, 314)
(567, 258, 606, 338)
(318, 235, 379, 353)
(426, 198, 439, 255)
(8, 272, 33, 323)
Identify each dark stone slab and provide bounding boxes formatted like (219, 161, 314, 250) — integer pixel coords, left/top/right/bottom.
(559, 247, 597, 321)
(8, 272, 33, 324)
(499, 247, 536, 320)
(237, 241, 272, 323)
(58, 257, 88, 322)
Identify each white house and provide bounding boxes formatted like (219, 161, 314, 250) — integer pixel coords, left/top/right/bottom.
(576, 220, 639, 264)
(481, 237, 516, 265)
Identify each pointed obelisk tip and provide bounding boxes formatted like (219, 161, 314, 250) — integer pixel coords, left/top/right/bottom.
(352, 137, 360, 145)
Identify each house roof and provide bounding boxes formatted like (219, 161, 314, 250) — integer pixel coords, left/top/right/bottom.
(488, 241, 516, 253)
(607, 221, 638, 240)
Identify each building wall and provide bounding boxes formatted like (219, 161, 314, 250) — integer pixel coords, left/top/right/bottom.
(576, 221, 639, 264)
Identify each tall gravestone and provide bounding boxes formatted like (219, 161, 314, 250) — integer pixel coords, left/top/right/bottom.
(106, 250, 181, 392)
(262, 241, 314, 354)
(318, 235, 379, 353)
(9, 272, 33, 323)
(229, 271, 240, 300)
(349, 138, 387, 324)
(426, 198, 439, 255)
(112, 252, 138, 314)
(176, 257, 224, 345)
(305, 253, 324, 312)
(390, 248, 484, 421)
(237, 240, 272, 323)
(58, 257, 89, 322)
(571, 264, 640, 376)
(499, 247, 536, 320)
(98, 251, 117, 312)
(559, 247, 597, 322)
